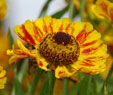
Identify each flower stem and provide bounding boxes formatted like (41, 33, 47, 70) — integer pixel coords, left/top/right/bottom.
(29, 70, 43, 95)
(69, 0, 74, 21)
(80, 0, 86, 22)
(48, 71, 55, 95)
(104, 83, 107, 95)
(63, 79, 69, 95)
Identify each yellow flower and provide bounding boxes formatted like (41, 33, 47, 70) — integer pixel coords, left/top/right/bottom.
(0, 66, 7, 89)
(92, 0, 113, 21)
(0, 0, 7, 20)
(7, 16, 108, 78)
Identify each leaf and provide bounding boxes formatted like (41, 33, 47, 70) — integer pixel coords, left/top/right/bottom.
(8, 29, 14, 49)
(63, 79, 69, 95)
(39, 0, 52, 17)
(69, 82, 80, 95)
(108, 91, 113, 95)
(78, 74, 97, 95)
(17, 59, 29, 82)
(28, 69, 43, 95)
(69, 0, 74, 21)
(80, 0, 86, 21)
(13, 77, 24, 95)
(52, 5, 69, 19)
(40, 72, 55, 95)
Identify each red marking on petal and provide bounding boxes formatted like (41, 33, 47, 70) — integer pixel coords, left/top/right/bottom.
(43, 19, 48, 33)
(14, 50, 26, 55)
(49, 22, 53, 33)
(39, 61, 43, 66)
(81, 63, 95, 66)
(82, 43, 103, 54)
(58, 71, 64, 75)
(76, 29, 94, 44)
(66, 23, 71, 33)
(21, 25, 36, 45)
(99, 1, 108, 14)
(76, 29, 87, 44)
(33, 23, 42, 41)
(82, 40, 97, 47)
(58, 24, 63, 31)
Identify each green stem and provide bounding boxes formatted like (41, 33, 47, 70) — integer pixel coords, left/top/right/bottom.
(48, 72, 55, 95)
(80, 0, 85, 22)
(104, 83, 107, 95)
(69, 0, 74, 21)
(63, 79, 69, 95)
(29, 70, 43, 95)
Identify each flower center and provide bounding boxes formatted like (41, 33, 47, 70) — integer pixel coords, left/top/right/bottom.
(53, 32, 71, 45)
(39, 32, 80, 67)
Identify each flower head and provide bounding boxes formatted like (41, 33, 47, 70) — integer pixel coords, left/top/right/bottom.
(0, 66, 7, 89)
(7, 16, 108, 78)
(92, 0, 113, 21)
(0, 0, 7, 20)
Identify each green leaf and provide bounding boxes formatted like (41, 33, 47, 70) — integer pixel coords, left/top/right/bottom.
(8, 29, 14, 49)
(69, 0, 74, 21)
(63, 79, 69, 95)
(17, 59, 29, 82)
(11, 59, 29, 95)
(80, 0, 86, 21)
(69, 82, 80, 95)
(13, 77, 24, 95)
(78, 74, 97, 95)
(108, 91, 113, 95)
(28, 69, 43, 95)
(40, 75, 49, 95)
(39, 0, 52, 17)
(52, 5, 69, 19)
(40, 72, 55, 95)
(93, 75, 104, 94)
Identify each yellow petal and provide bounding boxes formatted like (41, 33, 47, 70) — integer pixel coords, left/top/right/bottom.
(55, 66, 75, 78)
(0, 70, 6, 78)
(36, 51, 49, 71)
(100, 56, 113, 80)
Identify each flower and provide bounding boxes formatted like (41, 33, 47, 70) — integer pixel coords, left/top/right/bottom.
(0, 66, 7, 89)
(0, 0, 7, 20)
(7, 16, 108, 78)
(92, 0, 113, 21)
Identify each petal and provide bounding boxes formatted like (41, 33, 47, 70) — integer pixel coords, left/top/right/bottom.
(0, 77, 7, 84)
(51, 18, 62, 33)
(55, 66, 75, 78)
(36, 51, 49, 71)
(81, 30, 101, 47)
(71, 60, 106, 75)
(0, 84, 5, 89)
(100, 56, 113, 80)
(0, 69, 6, 78)
(91, 0, 110, 19)
(79, 44, 108, 65)
(60, 18, 71, 32)
(14, 20, 40, 46)
(8, 54, 28, 64)
(17, 38, 36, 57)
(7, 39, 36, 64)
(108, 3, 113, 21)
(71, 22, 85, 38)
